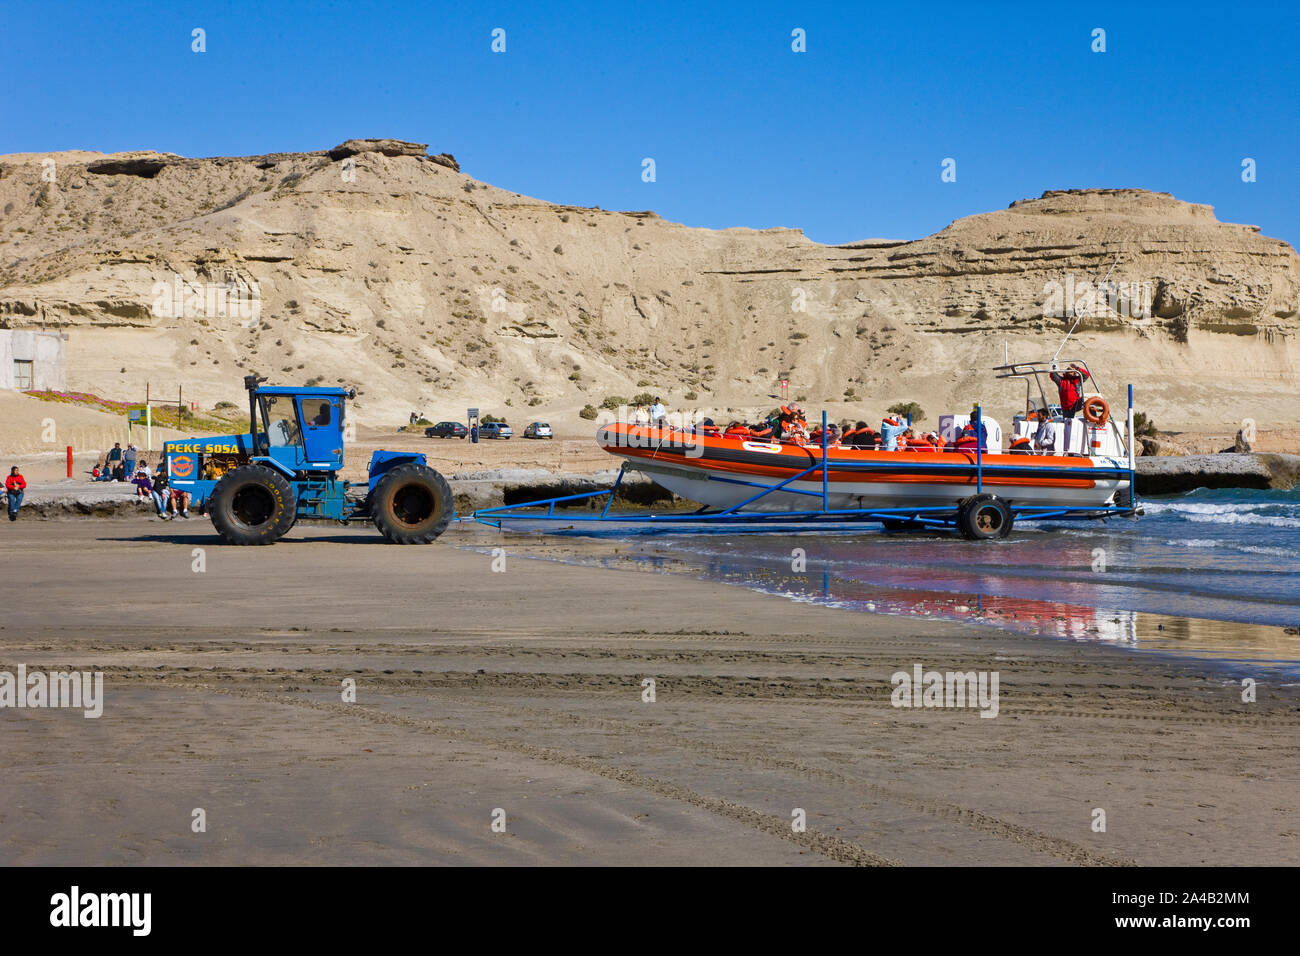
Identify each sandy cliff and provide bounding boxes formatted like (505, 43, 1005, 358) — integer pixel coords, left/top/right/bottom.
(1, 140, 1296, 431)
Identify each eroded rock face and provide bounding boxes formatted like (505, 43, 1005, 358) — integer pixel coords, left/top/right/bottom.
(0, 146, 1297, 429)
(327, 139, 431, 160)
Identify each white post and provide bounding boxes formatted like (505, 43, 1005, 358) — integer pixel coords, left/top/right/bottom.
(146, 405, 153, 452)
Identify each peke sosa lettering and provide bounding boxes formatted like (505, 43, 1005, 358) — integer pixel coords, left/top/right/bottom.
(890, 663, 999, 718)
(50, 886, 151, 936)
(0, 666, 103, 718)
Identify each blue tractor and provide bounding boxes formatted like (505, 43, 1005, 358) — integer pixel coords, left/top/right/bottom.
(164, 375, 454, 545)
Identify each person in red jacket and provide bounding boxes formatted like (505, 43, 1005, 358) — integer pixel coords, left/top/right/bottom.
(1050, 363, 1090, 418)
(5, 466, 26, 521)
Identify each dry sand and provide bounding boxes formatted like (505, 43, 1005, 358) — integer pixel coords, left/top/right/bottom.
(0, 519, 1295, 866)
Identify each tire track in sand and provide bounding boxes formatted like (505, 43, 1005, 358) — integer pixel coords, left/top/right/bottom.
(160, 680, 899, 867)
(443, 696, 1139, 867)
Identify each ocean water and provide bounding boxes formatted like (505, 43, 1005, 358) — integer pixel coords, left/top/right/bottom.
(506, 487, 1300, 678)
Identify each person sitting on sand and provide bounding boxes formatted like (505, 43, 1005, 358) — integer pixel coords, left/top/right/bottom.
(131, 469, 154, 500)
(151, 464, 171, 517)
(5, 466, 26, 521)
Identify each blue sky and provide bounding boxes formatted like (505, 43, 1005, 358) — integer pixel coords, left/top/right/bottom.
(4, 1, 1297, 246)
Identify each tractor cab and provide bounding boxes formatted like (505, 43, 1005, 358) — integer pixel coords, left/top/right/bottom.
(254, 384, 348, 473)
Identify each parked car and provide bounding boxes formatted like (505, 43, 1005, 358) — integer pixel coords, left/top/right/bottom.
(523, 422, 554, 439)
(479, 422, 513, 439)
(425, 421, 468, 439)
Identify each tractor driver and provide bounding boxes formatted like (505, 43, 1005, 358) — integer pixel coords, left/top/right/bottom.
(310, 403, 331, 426)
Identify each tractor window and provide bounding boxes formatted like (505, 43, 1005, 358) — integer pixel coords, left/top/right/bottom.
(260, 395, 301, 447)
(303, 400, 337, 428)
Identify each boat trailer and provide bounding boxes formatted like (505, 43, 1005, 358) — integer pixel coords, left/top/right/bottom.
(472, 389, 1141, 537)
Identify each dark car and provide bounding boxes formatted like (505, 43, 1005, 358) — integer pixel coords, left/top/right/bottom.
(478, 422, 513, 439)
(425, 421, 468, 439)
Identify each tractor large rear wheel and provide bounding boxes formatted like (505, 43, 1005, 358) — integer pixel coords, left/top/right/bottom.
(370, 463, 453, 544)
(209, 464, 298, 545)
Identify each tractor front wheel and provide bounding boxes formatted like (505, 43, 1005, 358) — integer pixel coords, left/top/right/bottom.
(370, 463, 454, 544)
(209, 464, 298, 545)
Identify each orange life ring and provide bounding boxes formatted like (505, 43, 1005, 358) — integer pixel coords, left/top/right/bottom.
(1083, 397, 1109, 426)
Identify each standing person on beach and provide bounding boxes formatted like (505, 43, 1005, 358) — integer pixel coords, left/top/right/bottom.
(5, 466, 26, 521)
(106, 443, 123, 472)
(123, 443, 138, 478)
(470, 423, 479, 443)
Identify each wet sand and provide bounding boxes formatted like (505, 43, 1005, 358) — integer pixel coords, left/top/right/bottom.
(0, 518, 1296, 865)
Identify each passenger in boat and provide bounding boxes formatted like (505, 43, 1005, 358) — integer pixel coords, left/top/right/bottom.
(1050, 364, 1090, 418)
(1008, 436, 1034, 454)
(880, 416, 907, 451)
(723, 421, 752, 439)
(697, 418, 721, 437)
(849, 422, 878, 449)
(748, 419, 774, 440)
(776, 403, 807, 439)
(926, 431, 945, 452)
(954, 420, 989, 452)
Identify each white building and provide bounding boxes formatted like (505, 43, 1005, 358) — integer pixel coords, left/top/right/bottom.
(0, 329, 67, 391)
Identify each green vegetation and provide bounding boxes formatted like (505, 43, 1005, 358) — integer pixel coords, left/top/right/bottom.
(888, 401, 925, 422)
(579, 405, 599, 420)
(684, 391, 698, 401)
(1132, 411, 1159, 437)
(600, 395, 628, 410)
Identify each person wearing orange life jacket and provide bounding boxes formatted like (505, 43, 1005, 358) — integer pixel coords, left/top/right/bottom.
(775, 403, 801, 439)
(747, 420, 774, 440)
(723, 421, 752, 439)
(909, 429, 939, 452)
(880, 416, 907, 451)
(851, 422, 879, 449)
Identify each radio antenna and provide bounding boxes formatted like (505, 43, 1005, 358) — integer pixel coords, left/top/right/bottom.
(1053, 254, 1120, 364)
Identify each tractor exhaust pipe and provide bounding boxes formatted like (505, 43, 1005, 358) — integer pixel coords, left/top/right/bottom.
(244, 374, 266, 452)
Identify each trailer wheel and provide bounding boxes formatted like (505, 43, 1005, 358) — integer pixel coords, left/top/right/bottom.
(370, 463, 453, 544)
(958, 494, 1013, 540)
(209, 464, 298, 545)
